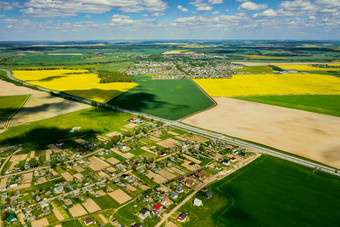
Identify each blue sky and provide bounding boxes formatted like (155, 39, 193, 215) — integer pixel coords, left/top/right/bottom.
(0, 0, 339, 41)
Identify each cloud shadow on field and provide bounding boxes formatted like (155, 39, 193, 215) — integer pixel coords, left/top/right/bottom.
(26, 75, 67, 82)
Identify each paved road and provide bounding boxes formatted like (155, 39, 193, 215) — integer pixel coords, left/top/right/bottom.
(1, 68, 339, 176)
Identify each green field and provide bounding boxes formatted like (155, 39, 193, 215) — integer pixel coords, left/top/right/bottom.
(178, 155, 340, 227)
(108, 76, 215, 120)
(234, 94, 340, 117)
(0, 95, 28, 120)
(0, 107, 132, 147)
(235, 66, 273, 73)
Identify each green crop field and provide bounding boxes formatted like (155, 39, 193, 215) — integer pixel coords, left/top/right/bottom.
(0, 95, 28, 120)
(235, 66, 273, 73)
(178, 155, 340, 227)
(0, 107, 132, 147)
(234, 94, 340, 117)
(108, 76, 215, 120)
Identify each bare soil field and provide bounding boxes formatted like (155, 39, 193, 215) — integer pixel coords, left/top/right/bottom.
(157, 138, 180, 148)
(31, 217, 49, 227)
(0, 79, 42, 96)
(35, 177, 47, 185)
(126, 184, 137, 191)
(167, 131, 179, 136)
(150, 136, 161, 141)
(108, 189, 132, 204)
(183, 97, 340, 168)
(139, 185, 150, 190)
(111, 148, 134, 159)
(99, 214, 108, 224)
(0, 177, 7, 187)
(18, 213, 25, 225)
(98, 171, 109, 179)
(232, 62, 337, 66)
(69, 204, 87, 217)
(124, 123, 137, 129)
(29, 150, 35, 158)
(9, 93, 90, 127)
(82, 198, 101, 213)
(22, 172, 33, 184)
(48, 144, 62, 153)
(9, 154, 27, 169)
(181, 161, 197, 171)
(106, 157, 120, 165)
(88, 156, 110, 171)
(146, 171, 167, 184)
(61, 172, 74, 181)
(180, 134, 209, 143)
(141, 146, 155, 154)
(106, 166, 116, 172)
(74, 173, 83, 180)
(159, 169, 176, 180)
(170, 167, 186, 175)
(73, 165, 84, 172)
(45, 149, 52, 161)
(106, 131, 120, 137)
(52, 203, 65, 221)
(183, 154, 202, 164)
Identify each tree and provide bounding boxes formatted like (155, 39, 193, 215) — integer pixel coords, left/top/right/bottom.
(29, 158, 39, 168)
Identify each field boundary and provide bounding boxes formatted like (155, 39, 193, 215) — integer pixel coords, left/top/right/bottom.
(2, 94, 31, 130)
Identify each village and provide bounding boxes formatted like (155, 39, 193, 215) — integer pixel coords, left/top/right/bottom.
(123, 60, 239, 79)
(0, 116, 257, 227)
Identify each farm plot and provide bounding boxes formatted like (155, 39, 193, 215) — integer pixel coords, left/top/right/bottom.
(82, 199, 101, 213)
(9, 93, 90, 127)
(108, 76, 215, 120)
(68, 204, 87, 217)
(0, 79, 42, 96)
(108, 189, 132, 204)
(279, 64, 340, 71)
(183, 97, 340, 168)
(106, 157, 120, 165)
(9, 154, 27, 169)
(146, 171, 167, 184)
(157, 138, 180, 148)
(88, 156, 110, 171)
(31, 218, 49, 227)
(159, 169, 176, 180)
(194, 74, 340, 97)
(12, 70, 138, 103)
(61, 172, 74, 181)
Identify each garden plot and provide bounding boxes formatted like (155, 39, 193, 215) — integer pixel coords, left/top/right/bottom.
(146, 171, 167, 184)
(106, 157, 120, 165)
(106, 131, 120, 137)
(52, 203, 65, 221)
(98, 171, 109, 179)
(74, 173, 83, 180)
(61, 172, 74, 181)
(141, 146, 155, 154)
(170, 167, 186, 175)
(183, 154, 202, 164)
(82, 198, 101, 213)
(45, 149, 52, 161)
(18, 213, 25, 225)
(150, 136, 161, 141)
(157, 138, 180, 148)
(22, 172, 33, 184)
(9, 93, 90, 127)
(124, 123, 138, 129)
(0, 177, 7, 187)
(181, 161, 198, 171)
(99, 214, 108, 224)
(183, 97, 340, 168)
(88, 156, 110, 171)
(73, 165, 84, 172)
(108, 189, 132, 204)
(29, 150, 35, 158)
(139, 185, 150, 190)
(167, 131, 179, 136)
(126, 184, 137, 191)
(48, 144, 62, 153)
(106, 166, 116, 172)
(159, 169, 176, 180)
(31, 217, 49, 227)
(69, 204, 87, 217)
(9, 154, 27, 169)
(111, 148, 134, 159)
(35, 177, 47, 184)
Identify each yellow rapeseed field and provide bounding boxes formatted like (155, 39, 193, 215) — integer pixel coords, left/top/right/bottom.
(13, 70, 138, 103)
(194, 74, 340, 97)
(279, 64, 340, 71)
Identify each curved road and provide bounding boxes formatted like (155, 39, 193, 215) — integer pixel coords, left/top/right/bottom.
(1, 69, 339, 176)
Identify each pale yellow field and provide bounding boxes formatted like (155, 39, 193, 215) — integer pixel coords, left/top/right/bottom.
(194, 74, 340, 97)
(243, 55, 287, 59)
(12, 70, 138, 103)
(279, 64, 340, 71)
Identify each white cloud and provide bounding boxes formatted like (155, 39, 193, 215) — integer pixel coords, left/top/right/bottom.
(253, 9, 277, 18)
(238, 2, 268, 11)
(0, 2, 21, 11)
(190, 0, 213, 11)
(208, 0, 223, 4)
(212, 11, 220, 14)
(177, 5, 188, 12)
(197, 5, 213, 11)
(21, 0, 168, 17)
(110, 14, 134, 26)
(152, 12, 165, 16)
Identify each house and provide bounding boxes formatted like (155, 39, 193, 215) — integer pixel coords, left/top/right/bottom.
(170, 192, 178, 199)
(40, 201, 50, 209)
(84, 218, 93, 225)
(195, 172, 204, 179)
(203, 190, 212, 199)
(184, 178, 194, 187)
(131, 223, 142, 227)
(161, 197, 171, 206)
(3, 204, 11, 212)
(7, 213, 17, 223)
(222, 159, 230, 166)
(154, 203, 162, 211)
(53, 186, 64, 194)
(139, 208, 150, 219)
(175, 186, 183, 193)
(230, 157, 237, 163)
(177, 213, 188, 222)
(193, 198, 203, 206)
